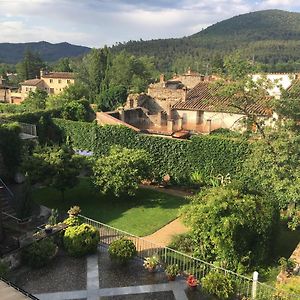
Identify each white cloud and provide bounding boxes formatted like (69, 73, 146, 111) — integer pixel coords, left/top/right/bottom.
(0, 0, 299, 47)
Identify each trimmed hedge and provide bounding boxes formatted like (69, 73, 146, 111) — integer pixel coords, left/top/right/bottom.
(108, 237, 137, 264)
(22, 237, 57, 268)
(52, 119, 250, 183)
(63, 223, 100, 257)
(0, 122, 22, 178)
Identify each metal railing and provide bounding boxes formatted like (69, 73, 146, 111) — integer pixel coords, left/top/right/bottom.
(0, 276, 39, 300)
(80, 215, 300, 300)
(0, 118, 37, 137)
(18, 122, 37, 137)
(0, 177, 14, 199)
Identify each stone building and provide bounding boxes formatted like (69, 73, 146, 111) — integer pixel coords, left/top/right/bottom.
(97, 70, 283, 135)
(10, 70, 75, 103)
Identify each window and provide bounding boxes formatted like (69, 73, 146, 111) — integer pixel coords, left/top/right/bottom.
(50, 88, 54, 94)
(25, 87, 28, 92)
(58, 79, 62, 84)
(67, 80, 70, 84)
(50, 79, 53, 83)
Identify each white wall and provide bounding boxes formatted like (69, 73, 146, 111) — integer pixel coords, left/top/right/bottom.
(252, 74, 296, 98)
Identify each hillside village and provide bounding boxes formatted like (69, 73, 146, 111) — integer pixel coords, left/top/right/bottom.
(0, 7, 300, 300)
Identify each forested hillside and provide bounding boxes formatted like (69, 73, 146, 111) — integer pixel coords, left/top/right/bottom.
(0, 41, 90, 64)
(112, 10, 300, 73)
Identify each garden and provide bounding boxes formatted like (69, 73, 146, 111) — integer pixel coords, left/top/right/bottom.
(32, 177, 186, 236)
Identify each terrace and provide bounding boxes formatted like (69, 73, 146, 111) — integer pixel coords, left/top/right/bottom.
(8, 216, 294, 300)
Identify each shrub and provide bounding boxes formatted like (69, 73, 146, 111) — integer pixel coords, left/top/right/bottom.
(201, 270, 236, 300)
(165, 264, 179, 277)
(168, 233, 194, 254)
(63, 223, 99, 257)
(63, 216, 82, 227)
(108, 237, 137, 264)
(22, 238, 57, 268)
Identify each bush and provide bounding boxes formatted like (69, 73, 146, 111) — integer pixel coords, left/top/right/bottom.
(108, 237, 137, 264)
(168, 233, 194, 254)
(63, 216, 82, 227)
(63, 223, 99, 257)
(201, 270, 236, 300)
(22, 238, 57, 268)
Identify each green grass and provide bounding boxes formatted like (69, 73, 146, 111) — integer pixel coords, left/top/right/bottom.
(32, 177, 187, 236)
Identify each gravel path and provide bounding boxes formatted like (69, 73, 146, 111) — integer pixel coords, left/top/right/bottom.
(13, 250, 86, 294)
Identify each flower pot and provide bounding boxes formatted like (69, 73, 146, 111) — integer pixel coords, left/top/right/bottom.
(188, 285, 198, 291)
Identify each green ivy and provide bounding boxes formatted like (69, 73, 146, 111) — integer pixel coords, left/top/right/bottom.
(51, 119, 250, 183)
(0, 122, 22, 178)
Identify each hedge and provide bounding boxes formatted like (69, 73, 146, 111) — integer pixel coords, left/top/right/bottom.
(52, 119, 250, 183)
(0, 122, 22, 178)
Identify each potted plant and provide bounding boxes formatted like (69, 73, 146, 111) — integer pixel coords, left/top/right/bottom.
(143, 255, 159, 272)
(67, 206, 81, 217)
(186, 274, 198, 290)
(165, 264, 179, 281)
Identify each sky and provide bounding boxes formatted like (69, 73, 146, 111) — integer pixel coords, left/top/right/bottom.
(0, 0, 300, 48)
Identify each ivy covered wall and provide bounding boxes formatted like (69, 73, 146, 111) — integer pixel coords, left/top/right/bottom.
(52, 119, 250, 183)
(0, 122, 22, 178)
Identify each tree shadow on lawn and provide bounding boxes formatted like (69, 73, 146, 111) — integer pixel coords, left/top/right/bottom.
(32, 177, 187, 233)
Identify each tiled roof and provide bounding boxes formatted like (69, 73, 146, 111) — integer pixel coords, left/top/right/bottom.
(286, 79, 300, 94)
(20, 79, 43, 86)
(42, 72, 75, 79)
(173, 82, 272, 116)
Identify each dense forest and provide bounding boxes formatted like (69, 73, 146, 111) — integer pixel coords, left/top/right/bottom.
(0, 41, 90, 64)
(112, 10, 300, 73)
(2, 10, 300, 75)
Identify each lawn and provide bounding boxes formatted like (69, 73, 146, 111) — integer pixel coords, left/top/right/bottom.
(32, 177, 187, 236)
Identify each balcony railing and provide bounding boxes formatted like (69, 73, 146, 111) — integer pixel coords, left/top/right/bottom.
(80, 215, 300, 300)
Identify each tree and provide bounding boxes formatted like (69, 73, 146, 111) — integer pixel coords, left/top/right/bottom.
(93, 146, 151, 197)
(16, 50, 45, 81)
(181, 185, 279, 270)
(77, 47, 110, 102)
(107, 51, 156, 93)
(21, 89, 48, 111)
(213, 52, 274, 138)
(98, 85, 127, 111)
(23, 146, 81, 199)
(53, 57, 72, 72)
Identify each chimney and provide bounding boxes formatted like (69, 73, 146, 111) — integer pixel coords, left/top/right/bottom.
(160, 74, 165, 84)
(182, 87, 188, 102)
(40, 69, 44, 78)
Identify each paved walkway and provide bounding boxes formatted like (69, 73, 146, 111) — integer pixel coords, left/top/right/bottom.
(35, 246, 188, 300)
(143, 218, 189, 246)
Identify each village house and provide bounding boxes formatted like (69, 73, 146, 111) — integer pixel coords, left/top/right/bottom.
(97, 69, 283, 135)
(8, 70, 75, 104)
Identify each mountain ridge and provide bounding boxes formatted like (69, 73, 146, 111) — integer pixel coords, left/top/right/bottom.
(0, 41, 91, 64)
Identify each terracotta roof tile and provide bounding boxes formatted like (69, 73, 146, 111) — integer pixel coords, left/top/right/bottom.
(173, 82, 272, 116)
(20, 79, 43, 86)
(42, 72, 75, 79)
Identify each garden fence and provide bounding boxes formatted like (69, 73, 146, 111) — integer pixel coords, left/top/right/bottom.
(80, 215, 300, 300)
